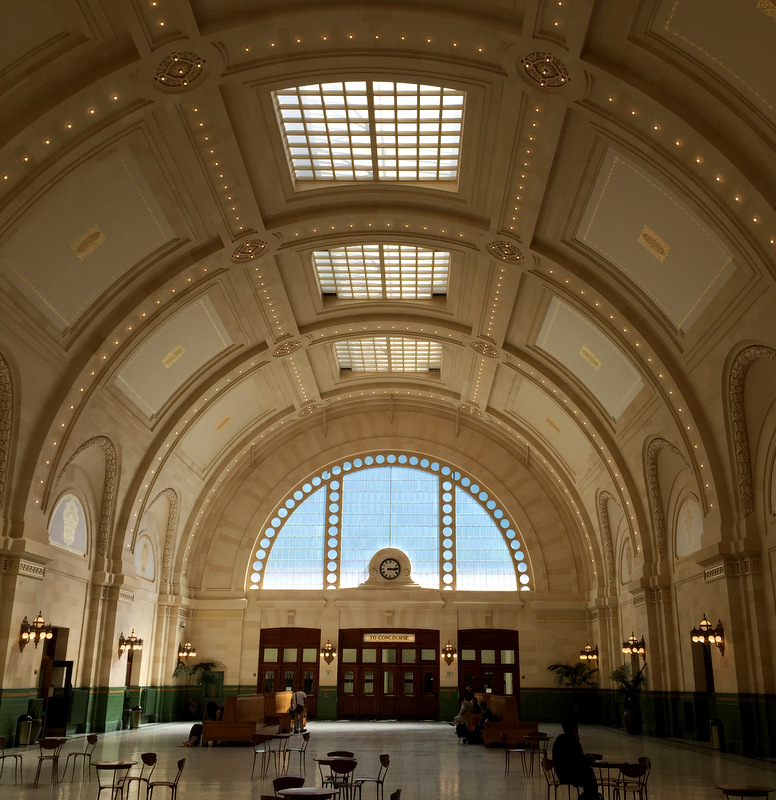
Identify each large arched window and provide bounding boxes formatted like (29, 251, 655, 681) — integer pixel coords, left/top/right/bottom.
(248, 453, 531, 591)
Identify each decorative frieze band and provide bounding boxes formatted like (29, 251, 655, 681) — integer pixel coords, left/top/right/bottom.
(704, 556, 761, 582)
(119, 589, 135, 604)
(189, 609, 245, 620)
(535, 611, 588, 622)
(1, 556, 46, 580)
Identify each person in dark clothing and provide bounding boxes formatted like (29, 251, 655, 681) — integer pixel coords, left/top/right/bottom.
(551, 719, 600, 800)
(181, 701, 222, 746)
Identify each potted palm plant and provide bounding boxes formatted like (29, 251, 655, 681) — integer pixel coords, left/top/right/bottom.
(610, 663, 647, 734)
(172, 660, 223, 719)
(547, 661, 599, 720)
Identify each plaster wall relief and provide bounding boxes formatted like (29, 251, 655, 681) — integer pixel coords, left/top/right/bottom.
(48, 492, 88, 555)
(147, 487, 179, 589)
(135, 533, 156, 582)
(675, 493, 704, 559)
(620, 538, 634, 585)
(728, 345, 776, 518)
(644, 437, 690, 561)
(0, 353, 10, 511)
(596, 490, 618, 586)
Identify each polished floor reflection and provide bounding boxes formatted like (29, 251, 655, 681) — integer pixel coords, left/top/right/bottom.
(4, 720, 776, 800)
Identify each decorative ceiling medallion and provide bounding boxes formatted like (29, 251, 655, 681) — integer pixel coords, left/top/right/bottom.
(231, 239, 268, 262)
(70, 225, 105, 261)
(638, 225, 670, 262)
(298, 402, 323, 417)
(272, 339, 302, 357)
(759, 0, 776, 22)
(458, 403, 483, 416)
(487, 240, 523, 262)
(521, 52, 570, 89)
(154, 52, 206, 90)
(470, 340, 500, 358)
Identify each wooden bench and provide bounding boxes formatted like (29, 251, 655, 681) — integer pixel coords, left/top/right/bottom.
(466, 693, 539, 747)
(201, 693, 296, 745)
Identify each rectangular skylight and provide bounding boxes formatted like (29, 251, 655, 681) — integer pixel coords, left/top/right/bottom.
(334, 337, 442, 372)
(273, 81, 465, 183)
(313, 244, 449, 299)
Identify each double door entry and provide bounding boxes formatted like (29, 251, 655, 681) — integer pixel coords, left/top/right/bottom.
(337, 629, 439, 720)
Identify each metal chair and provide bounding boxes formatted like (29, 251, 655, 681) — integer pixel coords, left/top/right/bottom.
(326, 758, 358, 800)
(285, 731, 310, 775)
(525, 731, 551, 776)
(0, 736, 24, 783)
(148, 757, 185, 800)
(540, 757, 581, 800)
(95, 763, 133, 800)
(504, 735, 530, 776)
(119, 752, 157, 799)
(616, 762, 649, 800)
(273, 775, 305, 794)
(64, 734, 98, 781)
(637, 757, 651, 800)
(355, 753, 390, 800)
(389, 791, 401, 800)
(319, 752, 356, 786)
(33, 737, 67, 787)
(252, 733, 273, 779)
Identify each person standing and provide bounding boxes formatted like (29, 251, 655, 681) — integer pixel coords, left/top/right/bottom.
(291, 686, 307, 733)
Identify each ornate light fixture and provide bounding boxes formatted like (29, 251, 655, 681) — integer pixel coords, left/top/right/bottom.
(19, 612, 53, 651)
(320, 640, 337, 665)
(178, 641, 197, 659)
(441, 640, 458, 666)
(622, 632, 646, 661)
(691, 614, 725, 655)
(579, 643, 599, 661)
(118, 629, 144, 658)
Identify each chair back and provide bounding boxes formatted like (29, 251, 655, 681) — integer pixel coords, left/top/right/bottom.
(39, 738, 65, 755)
(173, 758, 186, 785)
(273, 776, 305, 791)
(637, 756, 651, 785)
(85, 734, 98, 753)
(390, 791, 401, 800)
(328, 750, 354, 757)
(541, 757, 560, 788)
(330, 758, 357, 778)
(139, 752, 158, 780)
(619, 763, 648, 784)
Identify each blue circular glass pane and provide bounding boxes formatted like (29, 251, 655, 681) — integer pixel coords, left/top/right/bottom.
(443, 527, 452, 536)
(331, 480, 340, 490)
(328, 537, 338, 547)
(420, 458, 429, 468)
(260, 539, 270, 549)
(328, 527, 338, 536)
(265, 528, 275, 538)
(250, 574, 259, 583)
(387, 454, 397, 463)
(332, 465, 342, 475)
(461, 476, 470, 487)
(329, 491, 340, 501)
(470, 484, 479, 494)
(327, 561, 337, 571)
(256, 550, 266, 559)
(505, 529, 515, 539)
(278, 508, 288, 518)
(376, 455, 385, 463)
(479, 491, 488, 501)
(443, 538, 453, 548)
(409, 456, 419, 465)
(442, 504, 452, 514)
(442, 562, 453, 572)
(303, 483, 312, 493)
(271, 518, 281, 527)
(353, 458, 363, 468)
(443, 574, 453, 584)
(442, 481, 452, 491)
(515, 551, 525, 561)
(518, 562, 528, 573)
(342, 461, 352, 471)
(520, 575, 530, 585)
(365, 456, 374, 465)
(285, 498, 295, 509)
(312, 476, 322, 486)
(442, 515, 452, 525)
(326, 574, 337, 584)
(294, 490, 303, 501)
(328, 515, 338, 524)
(487, 499, 496, 509)
(328, 550, 338, 559)
(253, 561, 261, 570)
(398, 454, 408, 463)
(441, 466, 451, 475)
(431, 462, 440, 471)
(500, 519, 509, 528)
(443, 550, 453, 560)
(493, 509, 503, 519)
(329, 503, 339, 513)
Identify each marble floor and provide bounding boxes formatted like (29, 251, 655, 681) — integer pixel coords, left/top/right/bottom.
(4, 720, 776, 800)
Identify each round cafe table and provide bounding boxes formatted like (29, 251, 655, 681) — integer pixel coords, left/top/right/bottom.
(717, 787, 774, 799)
(277, 789, 340, 798)
(94, 760, 137, 799)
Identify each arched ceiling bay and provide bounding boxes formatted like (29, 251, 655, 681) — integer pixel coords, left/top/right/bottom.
(3, 0, 774, 587)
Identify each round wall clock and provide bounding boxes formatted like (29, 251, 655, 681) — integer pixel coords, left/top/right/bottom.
(379, 557, 401, 580)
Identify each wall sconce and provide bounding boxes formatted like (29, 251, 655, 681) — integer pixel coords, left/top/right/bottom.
(178, 641, 197, 658)
(622, 632, 646, 661)
(320, 640, 336, 665)
(691, 614, 725, 656)
(579, 643, 599, 661)
(441, 640, 457, 666)
(19, 612, 53, 651)
(118, 629, 144, 658)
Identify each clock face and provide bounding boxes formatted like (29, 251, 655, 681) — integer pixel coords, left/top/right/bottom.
(379, 557, 401, 580)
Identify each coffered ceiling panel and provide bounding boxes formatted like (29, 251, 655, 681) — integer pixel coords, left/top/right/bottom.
(178, 374, 276, 474)
(508, 377, 598, 479)
(656, 0, 776, 119)
(535, 297, 644, 421)
(0, 145, 175, 332)
(114, 295, 233, 417)
(576, 150, 735, 331)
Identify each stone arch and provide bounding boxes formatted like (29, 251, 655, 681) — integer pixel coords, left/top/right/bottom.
(728, 344, 776, 517)
(58, 436, 118, 556)
(644, 437, 689, 561)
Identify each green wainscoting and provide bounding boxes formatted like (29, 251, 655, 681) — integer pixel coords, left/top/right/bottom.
(439, 688, 459, 721)
(0, 687, 38, 745)
(317, 686, 337, 720)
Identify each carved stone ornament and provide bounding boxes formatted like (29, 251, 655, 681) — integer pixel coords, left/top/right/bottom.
(0, 353, 10, 510)
(231, 239, 268, 262)
(273, 340, 302, 357)
(298, 403, 323, 417)
(597, 490, 617, 585)
(458, 403, 483, 416)
(521, 52, 571, 89)
(145, 487, 179, 585)
(154, 52, 206, 90)
(470, 340, 500, 358)
(644, 437, 689, 561)
(487, 240, 523, 262)
(729, 345, 776, 517)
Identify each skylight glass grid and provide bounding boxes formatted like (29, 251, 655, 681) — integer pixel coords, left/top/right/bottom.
(272, 81, 465, 183)
(334, 336, 442, 372)
(313, 244, 449, 299)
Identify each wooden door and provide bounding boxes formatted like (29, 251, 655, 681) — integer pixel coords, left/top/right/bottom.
(458, 629, 520, 701)
(258, 628, 320, 719)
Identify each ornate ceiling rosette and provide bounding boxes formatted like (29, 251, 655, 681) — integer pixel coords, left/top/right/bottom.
(520, 52, 570, 89)
(298, 402, 324, 417)
(272, 339, 302, 357)
(231, 239, 269, 263)
(154, 51, 207, 91)
(470, 340, 501, 359)
(487, 240, 523, 263)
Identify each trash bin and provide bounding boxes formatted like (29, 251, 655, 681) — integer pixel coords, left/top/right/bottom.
(130, 706, 142, 729)
(16, 714, 32, 746)
(709, 719, 723, 750)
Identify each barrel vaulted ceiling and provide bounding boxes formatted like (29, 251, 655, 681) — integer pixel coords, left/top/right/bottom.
(1, 0, 775, 594)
